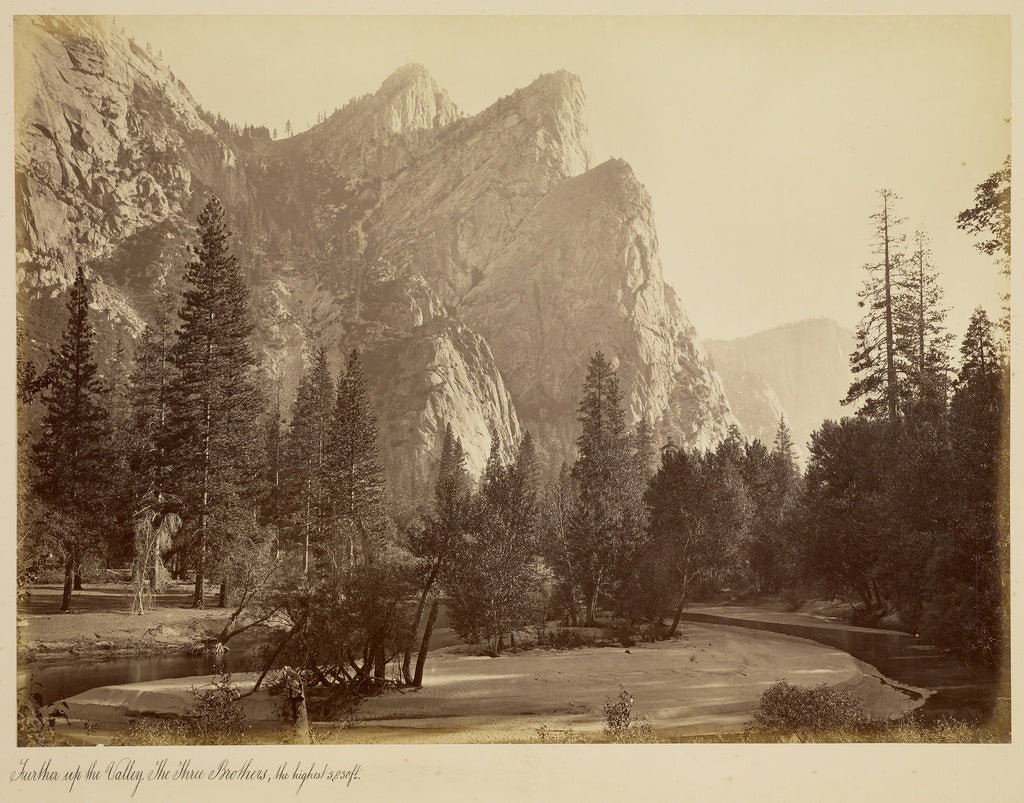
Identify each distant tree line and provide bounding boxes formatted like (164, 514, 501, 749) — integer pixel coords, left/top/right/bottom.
(197, 107, 273, 146)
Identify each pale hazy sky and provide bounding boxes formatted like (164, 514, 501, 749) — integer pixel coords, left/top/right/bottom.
(120, 14, 1010, 343)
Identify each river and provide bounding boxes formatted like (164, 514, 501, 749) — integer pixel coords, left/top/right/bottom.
(21, 643, 265, 706)
(678, 606, 1007, 725)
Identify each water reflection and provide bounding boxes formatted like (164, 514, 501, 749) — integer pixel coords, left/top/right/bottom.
(23, 645, 263, 705)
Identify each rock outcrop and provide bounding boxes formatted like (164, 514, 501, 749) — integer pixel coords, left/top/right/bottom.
(707, 318, 855, 460)
(459, 157, 737, 465)
(369, 70, 593, 303)
(276, 62, 462, 180)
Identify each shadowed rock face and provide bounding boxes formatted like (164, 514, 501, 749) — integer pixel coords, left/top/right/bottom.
(17, 14, 739, 496)
(707, 318, 856, 461)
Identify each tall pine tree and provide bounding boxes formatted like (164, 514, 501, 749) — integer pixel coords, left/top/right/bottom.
(331, 349, 389, 569)
(282, 347, 335, 576)
(128, 297, 176, 499)
(845, 189, 910, 421)
(405, 422, 469, 685)
(166, 197, 264, 608)
(443, 432, 544, 652)
(898, 229, 952, 412)
(957, 156, 1010, 340)
(569, 352, 648, 625)
(31, 266, 113, 611)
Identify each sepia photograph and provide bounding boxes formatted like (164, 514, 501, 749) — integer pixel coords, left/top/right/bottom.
(7, 4, 1018, 800)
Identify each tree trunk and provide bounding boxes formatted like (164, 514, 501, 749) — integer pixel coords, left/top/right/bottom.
(193, 517, 205, 609)
(584, 589, 599, 628)
(59, 553, 74, 612)
(669, 576, 690, 637)
(669, 601, 685, 637)
(286, 671, 311, 744)
(413, 597, 440, 687)
(373, 644, 387, 681)
(403, 560, 440, 684)
(218, 579, 228, 608)
(882, 191, 899, 422)
(73, 568, 83, 591)
(303, 479, 310, 576)
(194, 398, 211, 609)
(150, 546, 160, 592)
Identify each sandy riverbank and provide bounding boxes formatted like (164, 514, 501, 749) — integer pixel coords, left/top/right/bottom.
(58, 622, 925, 743)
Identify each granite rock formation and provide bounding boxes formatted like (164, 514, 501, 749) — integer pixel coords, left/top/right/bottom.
(16, 14, 741, 497)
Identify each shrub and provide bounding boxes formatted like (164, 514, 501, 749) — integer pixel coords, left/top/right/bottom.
(17, 682, 68, 747)
(116, 668, 250, 745)
(184, 668, 250, 743)
(748, 680, 872, 734)
(602, 685, 653, 743)
(603, 619, 636, 648)
(539, 627, 596, 650)
(535, 724, 584, 743)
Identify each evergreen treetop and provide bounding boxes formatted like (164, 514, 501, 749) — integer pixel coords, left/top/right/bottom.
(165, 196, 264, 607)
(332, 348, 389, 563)
(34, 265, 109, 506)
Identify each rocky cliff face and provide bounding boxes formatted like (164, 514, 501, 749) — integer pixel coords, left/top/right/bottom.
(15, 16, 520, 497)
(17, 14, 739, 497)
(459, 157, 737, 465)
(369, 70, 593, 303)
(707, 318, 855, 460)
(15, 16, 236, 343)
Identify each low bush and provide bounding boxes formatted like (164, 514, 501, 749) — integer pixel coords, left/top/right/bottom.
(747, 680, 872, 734)
(539, 627, 597, 650)
(602, 685, 653, 743)
(535, 724, 584, 743)
(602, 619, 636, 648)
(116, 668, 251, 745)
(17, 682, 68, 747)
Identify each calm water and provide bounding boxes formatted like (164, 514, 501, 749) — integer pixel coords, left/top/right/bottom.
(21, 644, 265, 706)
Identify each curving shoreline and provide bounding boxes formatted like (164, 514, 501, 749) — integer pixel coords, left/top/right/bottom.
(57, 623, 924, 742)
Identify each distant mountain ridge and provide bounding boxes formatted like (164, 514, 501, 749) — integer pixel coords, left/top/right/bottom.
(707, 318, 856, 460)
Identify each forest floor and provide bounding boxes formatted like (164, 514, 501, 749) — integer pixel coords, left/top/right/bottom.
(16, 580, 254, 666)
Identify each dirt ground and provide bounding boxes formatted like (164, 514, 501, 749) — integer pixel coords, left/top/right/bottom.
(17, 581, 252, 665)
